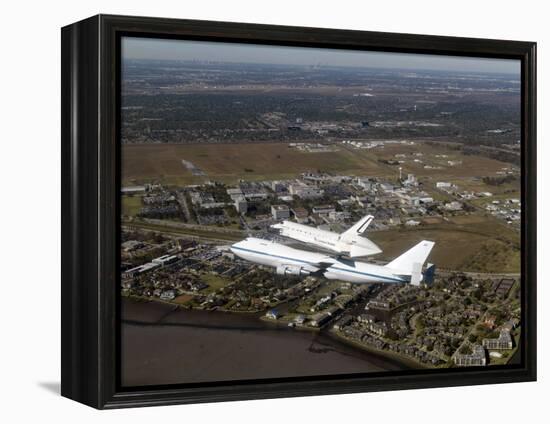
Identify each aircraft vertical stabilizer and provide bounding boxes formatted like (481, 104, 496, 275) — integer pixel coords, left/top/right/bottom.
(385, 240, 435, 276)
(341, 215, 374, 237)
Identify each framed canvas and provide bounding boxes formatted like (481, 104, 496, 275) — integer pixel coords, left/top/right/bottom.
(61, 14, 536, 409)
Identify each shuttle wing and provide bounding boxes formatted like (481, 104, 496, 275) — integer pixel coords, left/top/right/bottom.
(348, 242, 382, 258)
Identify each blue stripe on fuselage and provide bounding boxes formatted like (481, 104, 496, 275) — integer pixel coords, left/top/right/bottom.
(327, 266, 406, 283)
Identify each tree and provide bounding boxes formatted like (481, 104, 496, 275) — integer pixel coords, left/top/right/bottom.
(459, 345, 472, 355)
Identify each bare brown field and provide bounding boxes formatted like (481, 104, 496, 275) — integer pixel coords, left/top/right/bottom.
(375, 143, 514, 179)
(449, 215, 493, 225)
(122, 143, 386, 185)
(369, 218, 520, 273)
(447, 177, 520, 196)
(173, 294, 193, 304)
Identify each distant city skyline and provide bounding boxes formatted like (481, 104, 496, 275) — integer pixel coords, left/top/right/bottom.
(122, 36, 520, 75)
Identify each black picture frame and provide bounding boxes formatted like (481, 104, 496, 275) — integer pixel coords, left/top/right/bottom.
(61, 14, 537, 409)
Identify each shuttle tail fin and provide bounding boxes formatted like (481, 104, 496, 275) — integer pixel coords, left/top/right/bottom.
(385, 240, 435, 277)
(342, 215, 374, 237)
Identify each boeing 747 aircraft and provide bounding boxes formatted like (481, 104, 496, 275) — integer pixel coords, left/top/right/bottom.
(230, 237, 435, 285)
(271, 215, 382, 258)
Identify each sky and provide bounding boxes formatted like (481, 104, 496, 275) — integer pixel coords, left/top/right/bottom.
(122, 36, 520, 75)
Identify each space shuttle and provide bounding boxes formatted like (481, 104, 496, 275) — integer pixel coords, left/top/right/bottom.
(271, 214, 382, 258)
(230, 237, 435, 286)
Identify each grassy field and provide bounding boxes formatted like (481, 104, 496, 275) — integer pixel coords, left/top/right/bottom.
(369, 217, 520, 273)
(122, 142, 386, 186)
(122, 195, 143, 217)
(200, 274, 232, 293)
(122, 141, 518, 188)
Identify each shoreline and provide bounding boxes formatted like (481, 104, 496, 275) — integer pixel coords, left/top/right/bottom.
(123, 296, 417, 370)
(328, 329, 431, 370)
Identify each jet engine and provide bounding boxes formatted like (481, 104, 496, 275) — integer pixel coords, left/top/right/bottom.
(276, 264, 308, 276)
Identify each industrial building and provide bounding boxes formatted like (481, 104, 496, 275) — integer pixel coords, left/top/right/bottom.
(271, 204, 290, 220)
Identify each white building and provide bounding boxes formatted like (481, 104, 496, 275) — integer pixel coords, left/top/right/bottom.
(121, 185, 146, 195)
(152, 255, 180, 267)
(271, 204, 290, 220)
(312, 205, 335, 215)
(356, 177, 374, 191)
(289, 183, 323, 199)
(234, 196, 248, 214)
(403, 174, 418, 186)
(444, 201, 463, 211)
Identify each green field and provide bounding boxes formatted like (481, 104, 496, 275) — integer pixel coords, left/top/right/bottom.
(122, 195, 143, 217)
(200, 274, 232, 293)
(369, 217, 520, 273)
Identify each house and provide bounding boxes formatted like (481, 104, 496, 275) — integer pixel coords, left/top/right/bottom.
(121, 240, 144, 252)
(265, 309, 280, 320)
(368, 321, 388, 336)
(328, 211, 351, 222)
(482, 330, 513, 350)
(444, 201, 463, 211)
(291, 207, 309, 224)
(333, 315, 353, 330)
(160, 290, 176, 301)
(310, 312, 332, 327)
(312, 205, 335, 215)
(454, 345, 486, 366)
(294, 314, 306, 325)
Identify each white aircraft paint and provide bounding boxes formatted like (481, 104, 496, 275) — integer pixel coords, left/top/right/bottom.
(271, 215, 382, 258)
(230, 237, 434, 285)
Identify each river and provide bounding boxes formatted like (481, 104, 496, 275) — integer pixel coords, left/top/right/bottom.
(121, 298, 411, 387)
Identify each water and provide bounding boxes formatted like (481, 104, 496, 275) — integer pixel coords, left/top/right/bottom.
(121, 298, 410, 387)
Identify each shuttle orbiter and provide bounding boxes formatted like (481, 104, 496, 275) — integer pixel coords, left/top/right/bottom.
(271, 214, 382, 258)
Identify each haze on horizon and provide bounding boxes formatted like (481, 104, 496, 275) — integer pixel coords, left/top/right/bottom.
(122, 36, 520, 76)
